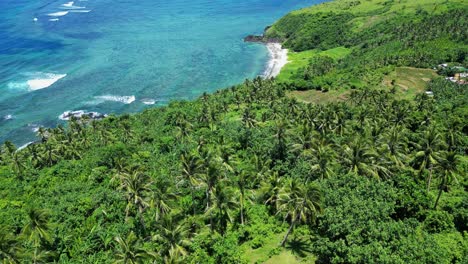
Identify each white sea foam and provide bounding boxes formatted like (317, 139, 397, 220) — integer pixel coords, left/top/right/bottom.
(60, 1, 86, 9)
(33, 17, 38, 22)
(70, 10, 91, 13)
(4, 114, 13, 120)
(59, 110, 85, 120)
(141, 98, 156, 105)
(262, 43, 288, 79)
(28, 124, 40, 133)
(62, 1, 74, 7)
(27, 73, 67, 90)
(49, 18, 60, 22)
(48, 11, 69, 17)
(7, 73, 66, 91)
(59, 110, 107, 120)
(93, 95, 136, 104)
(17, 141, 35, 151)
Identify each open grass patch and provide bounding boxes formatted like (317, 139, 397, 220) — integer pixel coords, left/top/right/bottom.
(276, 47, 350, 82)
(288, 89, 350, 104)
(382, 67, 438, 99)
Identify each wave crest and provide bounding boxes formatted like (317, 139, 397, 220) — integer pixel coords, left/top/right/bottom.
(93, 95, 136, 104)
(7, 73, 67, 91)
(48, 11, 69, 17)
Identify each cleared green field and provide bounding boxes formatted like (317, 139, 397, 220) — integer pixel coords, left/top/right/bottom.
(244, 232, 317, 264)
(288, 89, 350, 104)
(270, 0, 468, 33)
(383, 67, 438, 99)
(276, 47, 350, 82)
(291, 0, 467, 16)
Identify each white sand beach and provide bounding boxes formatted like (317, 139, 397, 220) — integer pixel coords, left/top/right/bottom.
(263, 43, 288, 78)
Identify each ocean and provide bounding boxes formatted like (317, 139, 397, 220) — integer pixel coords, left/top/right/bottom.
(0, 0, 322, 146)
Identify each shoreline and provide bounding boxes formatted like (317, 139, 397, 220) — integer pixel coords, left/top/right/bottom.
(263, 42, 288, 79)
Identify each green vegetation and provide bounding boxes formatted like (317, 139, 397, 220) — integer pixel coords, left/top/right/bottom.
(267, 0, 467, 93)
(1, 0, 467, 263)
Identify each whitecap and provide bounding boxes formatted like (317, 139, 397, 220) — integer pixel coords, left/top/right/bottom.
(49, 18, 60, 22)
(141, 98, 156, 105)
(69, 10, 91, 13)
(59, 110, 85, 121)
(7, 82, 29, 90)
(33, 17, 38, 22)
(48, 11, 69, 17)
(62, 1, 74, 7)
(59, 110, 107, 120)
(17, 141, 35, 151)
(93, 95, 136, 104)
(61, 1, 86, 9)
(28, 124, 40, 133)
(27, 73, 67, 90)
(7, 73, 66, 91)
(4, 114, 13, 120)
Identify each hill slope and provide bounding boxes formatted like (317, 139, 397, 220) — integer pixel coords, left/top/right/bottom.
(0, 0, 467, 263)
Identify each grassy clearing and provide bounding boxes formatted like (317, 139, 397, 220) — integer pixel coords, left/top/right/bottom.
(244, 232, 316, 264)
(276, 47, 350, 82)
(276, 50, 318, 82)
(282, 0, 467, 32)
(382, 67, 438, 99)
(292, 0, 467, 16)
(263, 251, 298, 264)
(288, 89, 350, 104)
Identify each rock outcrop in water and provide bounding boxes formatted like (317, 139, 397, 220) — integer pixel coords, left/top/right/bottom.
(244, 26, 282, 44)
(59, 110, 108, 121)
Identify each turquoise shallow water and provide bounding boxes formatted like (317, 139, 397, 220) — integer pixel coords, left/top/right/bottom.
(0, 0, 323, 145)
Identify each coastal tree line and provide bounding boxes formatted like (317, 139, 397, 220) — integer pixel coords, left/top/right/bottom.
(0, 76, 466, 263)
(1, 2, 467, 263)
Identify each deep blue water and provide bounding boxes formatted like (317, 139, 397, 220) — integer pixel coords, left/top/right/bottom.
(0, 0, 322, 146)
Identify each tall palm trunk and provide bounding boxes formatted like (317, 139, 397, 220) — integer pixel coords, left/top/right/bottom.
(206, 189, 213, 231)
(426, 163, 433, 192)
(240, 195, 244, 225)
(433, 175, 446, 209)
(280, 215, 298, 247)
(138, 206, 146, 232)
(191, 185, 196, 215)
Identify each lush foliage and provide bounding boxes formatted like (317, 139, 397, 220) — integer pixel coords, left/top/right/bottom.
(268, 2, 468, 91)
(1, 0, 467, 263)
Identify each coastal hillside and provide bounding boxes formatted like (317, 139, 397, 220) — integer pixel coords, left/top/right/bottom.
(266, 0, 467, 97)
(1, 0, 467, 263)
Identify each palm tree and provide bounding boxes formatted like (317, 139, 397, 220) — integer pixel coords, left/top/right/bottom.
(433, 151, 459, 209)
(411, 127, 445, 192)
(342, 138, 389, 179)
(11, 152, 26, 181)
(242, 107, 257, 128)
(197, 154, 221, 229)
(272, 120, 289, 161)
(114, 231, 156, 264)
(22, 209, 52, 264)
(179, 151, 202, 215)
(150, 178, 176, 222)
(205, 184, 237, 234)
(309, 144, 336, 180)
(234, 170, 251, 225)
(377, 126, 409, 168)
(260, 171, 284, 213)
(119, 171, 152, 231)
(41, 141, 60, 167)
(277, 179, 322, 247)
(153, 217, 191, 258)
(289, 124, 314, 156)
(0, 227, 21, 264)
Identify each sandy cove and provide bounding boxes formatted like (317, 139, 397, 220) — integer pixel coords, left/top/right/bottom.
(263, 43, 288, 79)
